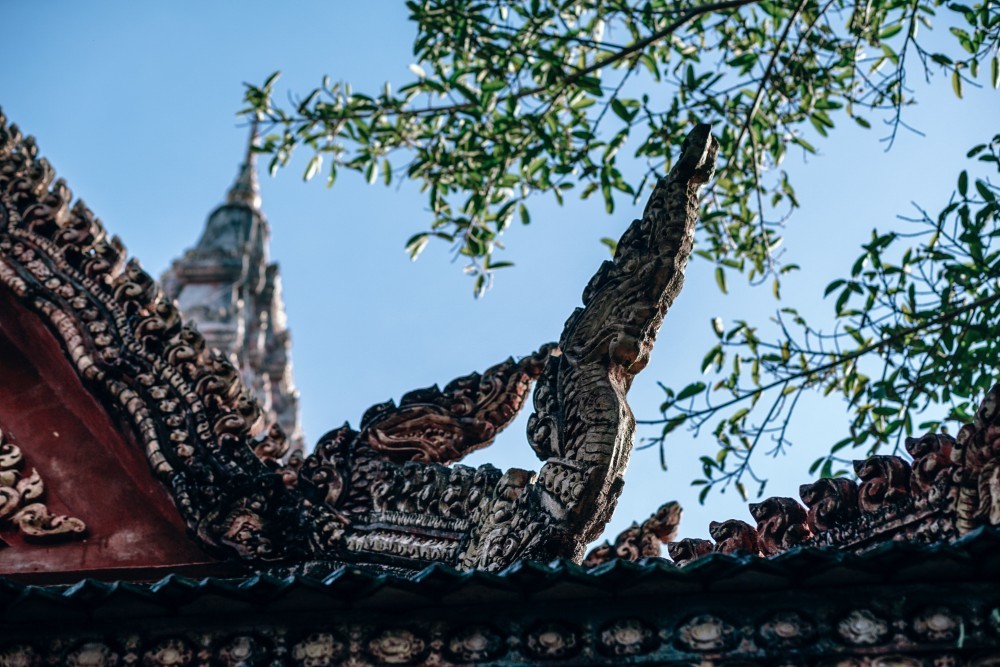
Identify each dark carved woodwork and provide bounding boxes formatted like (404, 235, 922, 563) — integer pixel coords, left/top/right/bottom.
(359, 344, 554, 464)
(907, 432, 956, 500)
(856, 455, 912, 513)
(709, 518, 760, 555)
(1, 557, 998, 666)
(800, 477, 860, 532)
(749, 497, 812, 557)
(582, 501, 681, 566)
(665, 538, 713, 566)
(0, 287, 220, 579)
(0, 109, 718, 575)
(0, 424, 85, 542)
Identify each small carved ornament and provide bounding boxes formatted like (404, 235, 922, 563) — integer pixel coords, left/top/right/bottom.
(0, 426, 85, 542)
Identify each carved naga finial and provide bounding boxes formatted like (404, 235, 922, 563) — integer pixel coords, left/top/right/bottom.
(460, 125, 718, 568)
(0, 110, 718, 573)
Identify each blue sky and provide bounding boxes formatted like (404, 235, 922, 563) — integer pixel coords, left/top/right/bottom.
(1, 2, 996, 544)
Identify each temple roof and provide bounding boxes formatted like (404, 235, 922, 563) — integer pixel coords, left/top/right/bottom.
(1, 528, 998, 664)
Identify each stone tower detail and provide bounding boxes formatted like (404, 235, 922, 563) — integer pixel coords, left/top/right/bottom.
(162, 124, 305, 455)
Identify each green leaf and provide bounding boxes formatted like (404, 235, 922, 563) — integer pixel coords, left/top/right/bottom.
(677, 382, 707, 401)
(993, 57, 999, 89)
(715, 267, 728, 294)
(600, 237, 618, 256)
(405, 233, 429, 260)
(712, 317, 724, 337)
(952, 70, 964, 99)
(879, 22, 903, 40)
(304, 154, 322, 181)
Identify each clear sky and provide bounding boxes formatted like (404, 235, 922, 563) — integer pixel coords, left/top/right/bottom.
(1, 2, 996, 545)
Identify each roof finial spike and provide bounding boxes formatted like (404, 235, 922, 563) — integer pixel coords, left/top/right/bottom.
(227, 118, 262, 209)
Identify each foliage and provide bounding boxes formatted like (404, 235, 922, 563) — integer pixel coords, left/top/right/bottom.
(243, 0, 999, 498)
(644, 136, 999, 500)
(244, 0, 997, 295)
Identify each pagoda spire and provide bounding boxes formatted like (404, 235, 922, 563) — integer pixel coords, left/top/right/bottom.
(226, 118, 262, 210)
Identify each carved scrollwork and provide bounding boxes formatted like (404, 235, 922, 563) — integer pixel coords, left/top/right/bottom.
(0, 427, 85, 542)
(583, 500, 683, 566)
(758, 611, 815, 648)
(461, 125, 718, 569)
(709, 518, 759, 555)
(749, 497, 811, 556)
(523, 622, 581, 661)
(445, 625, 506, 663)
(360, 344, 554, 465)
(675, 615, 737, 652)
(800, 477, 860, 532)
(598, 618, 660, 657)
(291, 633, 345, 667)
(856, 456, 912, 513)
(666, 537, 714, 566)
(0, 109, 720, 572)
(837, 610, 890, 646)
(906, 433, 957, 501)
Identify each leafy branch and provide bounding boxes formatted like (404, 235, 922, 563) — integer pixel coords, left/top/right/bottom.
(644, 135, 1000, 501)
(242, 0, 999, 295)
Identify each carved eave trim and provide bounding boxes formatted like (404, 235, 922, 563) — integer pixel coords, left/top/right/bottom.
(597, 388, 999, 568)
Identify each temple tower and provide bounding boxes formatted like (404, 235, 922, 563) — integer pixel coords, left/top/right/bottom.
(161, 123, 305, 455)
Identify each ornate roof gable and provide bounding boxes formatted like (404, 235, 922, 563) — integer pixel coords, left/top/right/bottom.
(0, 108, 719, 577)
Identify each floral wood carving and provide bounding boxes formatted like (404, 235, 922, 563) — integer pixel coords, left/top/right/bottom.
(0, 109, 718, 572)
(0, 426, 85, 542)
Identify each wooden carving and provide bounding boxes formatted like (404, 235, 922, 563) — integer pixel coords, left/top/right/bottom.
(582, 501, 682, 566)
(0, 426, 85, 542)
(0, 109, 718, 572)
(709, 518, 760, 555)
(653, 385, 1000, 565)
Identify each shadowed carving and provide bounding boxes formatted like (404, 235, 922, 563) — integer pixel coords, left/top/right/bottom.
(799, 478, 859, 532)
(666, 538, 714, 566)
(856, 456, 911, 513)
(750, 497, 811, 557)
(583, 501, 682, 566)
(0, 108, 718, 573)
(709, 519, 760, 555)
(359, 344, 554, 464)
